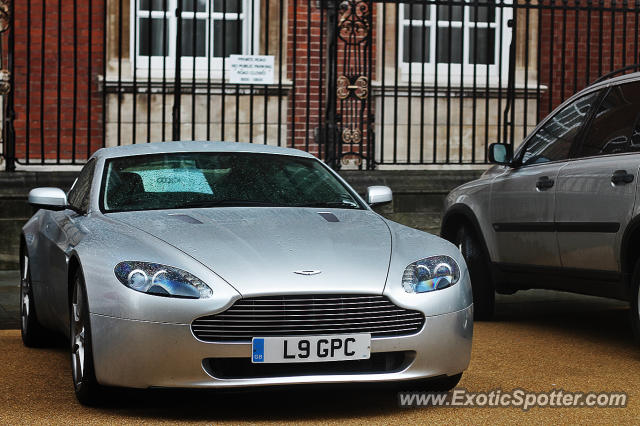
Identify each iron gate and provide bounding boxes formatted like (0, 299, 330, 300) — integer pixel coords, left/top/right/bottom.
(2, 0, 640, 170)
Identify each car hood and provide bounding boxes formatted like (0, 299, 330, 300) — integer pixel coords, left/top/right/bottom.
(109, 208, 392, 296)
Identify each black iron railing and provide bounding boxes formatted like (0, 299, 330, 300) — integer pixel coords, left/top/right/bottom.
(2, 0, 640, 170)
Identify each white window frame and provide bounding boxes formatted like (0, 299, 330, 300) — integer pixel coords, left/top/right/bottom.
(131, 0, 260, 78)
(398, 0, 512, 85)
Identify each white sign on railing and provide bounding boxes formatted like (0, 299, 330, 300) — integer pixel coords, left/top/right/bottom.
(229, 55, 275, 85)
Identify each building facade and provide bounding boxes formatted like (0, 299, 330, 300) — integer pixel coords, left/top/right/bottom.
(2, 0, 640, 170)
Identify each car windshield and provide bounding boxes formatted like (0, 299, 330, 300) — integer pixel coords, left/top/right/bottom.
(100, 152, 364, 213)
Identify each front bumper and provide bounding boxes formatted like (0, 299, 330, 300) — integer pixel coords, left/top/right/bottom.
(90, 304, 473, 389)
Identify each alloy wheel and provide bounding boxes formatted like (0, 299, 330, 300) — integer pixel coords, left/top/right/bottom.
(20, 255, 30, 335)
(71, 281, 86, 387)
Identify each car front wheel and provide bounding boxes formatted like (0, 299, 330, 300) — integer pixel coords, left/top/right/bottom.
(20, 250, 48, 347)
(455, 226, 495, 321)
(70, 271, 103, 405)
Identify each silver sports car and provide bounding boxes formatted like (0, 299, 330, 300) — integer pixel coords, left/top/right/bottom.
(20, 141, 472, 405)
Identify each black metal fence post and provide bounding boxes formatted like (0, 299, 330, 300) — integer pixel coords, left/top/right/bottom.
(3, 0, 15, 171)
(172, 0, 183, 142)
(324, 0, 338, 169)
(504, 14, 517, 147)
(4, 0, 640, 167)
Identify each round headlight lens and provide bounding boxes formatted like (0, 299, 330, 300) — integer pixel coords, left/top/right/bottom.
(127, 269, 148, 291)
(114, 262, 212, 299)
(402, 255, 460, 293)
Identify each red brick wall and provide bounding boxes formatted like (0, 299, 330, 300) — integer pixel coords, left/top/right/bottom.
(286, 0, 325, 157)
(538, 0, 640, 118)
(286, 1, 376, 162)
(12, 0, 104, 163)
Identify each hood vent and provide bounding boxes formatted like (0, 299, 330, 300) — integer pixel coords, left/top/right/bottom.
(317, 212, 339, 222)
(167, 214, 203, 224)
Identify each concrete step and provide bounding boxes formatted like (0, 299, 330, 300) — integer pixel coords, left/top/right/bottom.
(380, 212, 442, 235)
(0, 198, 35, 220)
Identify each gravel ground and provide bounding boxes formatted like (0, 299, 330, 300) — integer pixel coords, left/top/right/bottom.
(0, 290, 639, 425)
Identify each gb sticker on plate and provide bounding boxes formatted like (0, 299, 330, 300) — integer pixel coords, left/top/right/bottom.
(252, 338, 265, 363)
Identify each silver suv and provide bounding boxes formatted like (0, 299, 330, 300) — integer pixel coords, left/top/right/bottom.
(441, 72, 640, 342)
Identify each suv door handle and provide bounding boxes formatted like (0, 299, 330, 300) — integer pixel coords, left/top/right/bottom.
(536, 176, 555, 190)
(611, 170, 634, 185)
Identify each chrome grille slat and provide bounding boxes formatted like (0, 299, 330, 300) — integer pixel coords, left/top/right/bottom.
(233, 295, 391, 302)
(195, 328, 422, 339)
(192, 294, 425, 342)
(217, 306, 407, 313)
(198, 309, 407, 318)
(233, 301, 392, 307)
(194, 324, 424, 334)
(195, 313, 422, 323)
(238, 297, 384, 306)
(192, 319, 424, 328)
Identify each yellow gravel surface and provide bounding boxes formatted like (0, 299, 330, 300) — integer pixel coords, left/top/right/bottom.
(1, 291, 639, 425)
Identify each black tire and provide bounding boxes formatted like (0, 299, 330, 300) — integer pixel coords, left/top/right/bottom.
(70, 270, 103, 406)
(455, 225, 495, 321)
(20, 249, 49, 347)
(630, 260, 640, 345)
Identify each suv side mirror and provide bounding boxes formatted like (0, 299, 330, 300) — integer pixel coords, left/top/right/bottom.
(488, 143, 513, 165)
(28, 187, 68, 211)
(367, 186, 393, 206)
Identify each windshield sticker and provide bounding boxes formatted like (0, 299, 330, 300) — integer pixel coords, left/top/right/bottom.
(134, 169, 214, 194)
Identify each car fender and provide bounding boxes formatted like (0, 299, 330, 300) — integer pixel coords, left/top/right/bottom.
(442, 172, 498, 263)
(382, 219, 473, 316)
(67, 214, 242, 324)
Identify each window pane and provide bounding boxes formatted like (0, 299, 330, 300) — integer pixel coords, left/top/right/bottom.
(469, 28, 495, 64)
(68, 160, 96, 212)
(437, 4, 463, 21)
(521, 91, 600, 165)
(580, 83, 640, 157)
(436, 28, 462, 63)
(469, 0, 495, 23)
(140, 0, 166, 11)
(214, 0, 243, 13)
(214, 20, 242, 57)
(140, 18, 169, 56)
(102, 153, 363, 213)
(184, 0, 207, 12)
(403, 4, 430, 21)
(181, 19, 207, 57)
(403, 26, 430, 63)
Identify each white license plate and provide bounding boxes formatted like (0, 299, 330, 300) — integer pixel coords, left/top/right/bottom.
(251, 334, 371, 363)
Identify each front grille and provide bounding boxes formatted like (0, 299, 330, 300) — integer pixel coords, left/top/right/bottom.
(203, 351, 414, 379)
(191, 294, 425, 342)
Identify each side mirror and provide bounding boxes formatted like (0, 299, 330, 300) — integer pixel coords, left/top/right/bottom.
(488, 143, 513, 165)
(28, 187, 68, 211)
(367, 186, 392, 206)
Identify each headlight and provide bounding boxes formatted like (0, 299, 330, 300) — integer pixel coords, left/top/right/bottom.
(402, 255, 460, 293)
(114, 261, 213, 299)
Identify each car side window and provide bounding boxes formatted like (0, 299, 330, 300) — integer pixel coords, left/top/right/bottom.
(578, 82, 640, 157)
(520, 91, 601, 166)
(67, 159, 96, 213)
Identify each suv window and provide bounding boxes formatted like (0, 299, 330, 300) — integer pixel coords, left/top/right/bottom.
(578, 81, 640, 157)
(67, 159, 96, 213)
(520, 91, 601, 166)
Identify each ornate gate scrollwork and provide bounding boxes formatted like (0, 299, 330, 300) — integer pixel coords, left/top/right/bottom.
(0, 0, 11, 95)
(323, 0, 374, 169)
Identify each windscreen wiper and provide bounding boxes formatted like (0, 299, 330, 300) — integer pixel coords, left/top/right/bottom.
(295, 201, 361, 209)
(172, 199, 281, 209)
